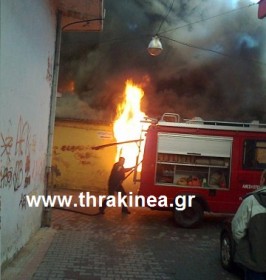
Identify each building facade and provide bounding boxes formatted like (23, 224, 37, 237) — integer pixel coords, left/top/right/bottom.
(53, 119, 116, 193)
(1, 0, 57, 267)
(1, 0, 104, 268)
(52, 119, 139, 194)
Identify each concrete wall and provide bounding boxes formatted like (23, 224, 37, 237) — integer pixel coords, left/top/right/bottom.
(52, 119, 139, 194)
(1, 0, 56, 266)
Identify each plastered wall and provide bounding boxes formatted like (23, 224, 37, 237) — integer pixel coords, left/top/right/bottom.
(1, 0, 56, 266)
(52, 119, 139, 194)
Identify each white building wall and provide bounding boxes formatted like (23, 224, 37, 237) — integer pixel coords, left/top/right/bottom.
(1, 0, 56, 265)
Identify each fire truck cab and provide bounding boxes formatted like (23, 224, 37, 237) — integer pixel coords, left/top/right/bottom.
(137, 113, 266, 228)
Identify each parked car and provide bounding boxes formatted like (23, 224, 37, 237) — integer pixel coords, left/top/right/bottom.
(220, 218, 236, 271)
(220, 219, 244, 277)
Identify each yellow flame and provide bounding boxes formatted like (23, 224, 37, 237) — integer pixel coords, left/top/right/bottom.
(114, 80, 149, 170)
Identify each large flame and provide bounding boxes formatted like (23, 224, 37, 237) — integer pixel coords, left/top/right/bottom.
(113, 80, 149, 170)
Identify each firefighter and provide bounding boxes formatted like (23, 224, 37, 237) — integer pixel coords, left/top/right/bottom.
(99, 157, 133, 214)
(232, 169, 266, 280)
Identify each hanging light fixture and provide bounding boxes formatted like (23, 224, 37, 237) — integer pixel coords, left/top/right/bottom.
(147, 35, 163, 56)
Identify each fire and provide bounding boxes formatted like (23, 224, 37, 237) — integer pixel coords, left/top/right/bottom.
(113, 80, 149, 170)
(58, 80, 75, 94)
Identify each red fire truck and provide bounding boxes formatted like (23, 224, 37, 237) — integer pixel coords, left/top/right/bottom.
(136, 113, 266, 228)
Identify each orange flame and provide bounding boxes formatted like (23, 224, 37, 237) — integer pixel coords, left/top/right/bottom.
(113, 80, 149, 170)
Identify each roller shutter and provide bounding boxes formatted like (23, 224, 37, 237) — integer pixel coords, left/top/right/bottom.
(157, 133, 232, 157)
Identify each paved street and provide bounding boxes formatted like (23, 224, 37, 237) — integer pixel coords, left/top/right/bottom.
(2, 189, 243, 280)
(33, 204, 241, 280)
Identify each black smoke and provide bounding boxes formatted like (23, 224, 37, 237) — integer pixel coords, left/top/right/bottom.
(57, 0, 266, 122)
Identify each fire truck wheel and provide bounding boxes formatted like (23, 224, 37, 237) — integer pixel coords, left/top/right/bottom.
(173, 200, 204, 228)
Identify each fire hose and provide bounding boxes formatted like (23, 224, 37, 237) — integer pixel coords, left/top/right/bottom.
(52, 160, 143, 217)
(53, 139, 143, 216)
(52, 206, 101, 216)
(123, 159, 142, 181)
(91, 139, 143, 150)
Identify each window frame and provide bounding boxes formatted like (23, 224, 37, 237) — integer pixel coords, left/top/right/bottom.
(243, 139, 266, 170)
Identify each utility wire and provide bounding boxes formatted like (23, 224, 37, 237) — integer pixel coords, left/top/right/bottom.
(76, 2, 256, 47)
(62, 18, 104, 31)
(94, 2, 257, 48)
(62, 2, 263, 65)
(156, 0, 175, 34)
(158, 2, 257, 35)
(160, 35, 266, 66)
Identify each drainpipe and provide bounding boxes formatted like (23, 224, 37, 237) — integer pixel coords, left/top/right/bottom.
(42, 11, 62, 227)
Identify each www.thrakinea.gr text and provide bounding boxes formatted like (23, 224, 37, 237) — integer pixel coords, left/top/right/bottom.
(26, 192, 195, 211)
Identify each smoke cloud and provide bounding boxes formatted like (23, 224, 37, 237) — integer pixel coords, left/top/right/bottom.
(57, 0, 266, 122)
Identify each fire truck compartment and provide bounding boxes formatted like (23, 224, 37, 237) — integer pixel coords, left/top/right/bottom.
(156, 133, 232, 189)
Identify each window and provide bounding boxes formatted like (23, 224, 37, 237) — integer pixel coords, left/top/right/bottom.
(243, 140, 266, 170)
